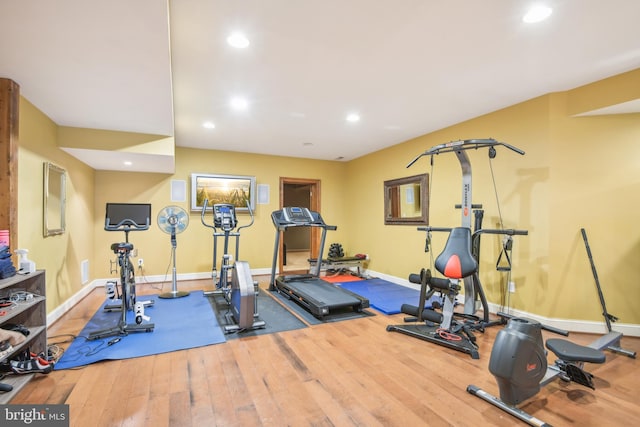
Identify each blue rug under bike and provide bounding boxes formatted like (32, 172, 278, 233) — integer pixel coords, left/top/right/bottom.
(54, 290, 226, 370)
(336, 278, 440, 315)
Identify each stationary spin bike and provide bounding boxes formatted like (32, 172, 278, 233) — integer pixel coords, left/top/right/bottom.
(88, 203, 155, 340)
(468, 315, 607, 426)
(201, 199, 265, 333)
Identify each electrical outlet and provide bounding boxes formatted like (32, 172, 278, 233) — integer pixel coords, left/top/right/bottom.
(138, 258, 144, 267)
(508, 281, 516, 293)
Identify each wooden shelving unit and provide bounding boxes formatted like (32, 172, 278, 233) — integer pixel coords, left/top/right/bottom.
(0, 270, 46, 404)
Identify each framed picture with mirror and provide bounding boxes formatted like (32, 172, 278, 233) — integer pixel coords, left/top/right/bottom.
(43, 162, 66, 236)
(384, 173, 428, 225)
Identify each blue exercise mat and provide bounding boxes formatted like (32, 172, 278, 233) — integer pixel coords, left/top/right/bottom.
(55, 290, 226, 369)
(337, 278, 440, 315)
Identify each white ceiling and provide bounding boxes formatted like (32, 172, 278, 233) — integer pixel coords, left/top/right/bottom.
(1, 1, 639, 172)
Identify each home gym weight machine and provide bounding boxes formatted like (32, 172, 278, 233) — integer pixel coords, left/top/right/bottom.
(88, 203, 155, 340)
(269, 207, 369, 319)
(468, 315, 607, 426)
(387, 225, 527, 358)
(387, 139, 527, 357)
(410, 138, 525, 314)
(200, 199, 265, 333)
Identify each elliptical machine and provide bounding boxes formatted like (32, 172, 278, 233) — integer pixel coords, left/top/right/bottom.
(201, 199, 265, 333)
(468, 315, 606, 426)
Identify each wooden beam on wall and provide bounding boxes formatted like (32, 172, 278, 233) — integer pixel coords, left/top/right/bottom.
(0, 78, 19, 254)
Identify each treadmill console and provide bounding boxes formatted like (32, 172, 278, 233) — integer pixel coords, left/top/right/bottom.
(282, 207, 314, 224)
(213, 204, 237, 231)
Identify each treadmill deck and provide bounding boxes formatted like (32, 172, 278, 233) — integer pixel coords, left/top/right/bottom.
(274, 276, 369, 318)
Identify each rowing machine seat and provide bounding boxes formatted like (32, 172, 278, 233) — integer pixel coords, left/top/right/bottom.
(546, 339, 606, 364)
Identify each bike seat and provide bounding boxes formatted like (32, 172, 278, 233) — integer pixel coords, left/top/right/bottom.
(546, 338, 606, 364)
(111, 242, 134, 253)
(435, 227, 478, 279)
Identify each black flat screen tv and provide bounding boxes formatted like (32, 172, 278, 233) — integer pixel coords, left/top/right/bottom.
(105, 203, 151, 231)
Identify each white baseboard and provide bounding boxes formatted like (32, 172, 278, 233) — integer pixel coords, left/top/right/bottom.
(47, 280, 99, 326)
(486, 302, 640, 337)
(131, 267, 274, 285)
(48, 269, 640, 338)
(47, 269, 263, 326)
(366, 269, 640, 337)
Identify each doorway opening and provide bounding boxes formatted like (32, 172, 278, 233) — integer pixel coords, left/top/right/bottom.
(279, 177, 320, 274)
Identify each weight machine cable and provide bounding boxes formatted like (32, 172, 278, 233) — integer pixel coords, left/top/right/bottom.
(428, 155, 435, 267)
(488, 155, 505, 231)
(488, 154, 514, 314)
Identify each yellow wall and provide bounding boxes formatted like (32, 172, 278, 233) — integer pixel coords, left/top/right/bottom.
(17, 98, 95, 312)
(91, 148, 349, 280)
(566, 68, 640, 115)
(398, 183, 421, 218)
(548, 93, 640, 322)
(346, 95, 552, 309)
(346, 78, 640, 324)
(16, 69, 640, 326)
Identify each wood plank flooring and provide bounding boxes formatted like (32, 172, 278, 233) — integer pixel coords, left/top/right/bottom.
(9, 278, 640, 427)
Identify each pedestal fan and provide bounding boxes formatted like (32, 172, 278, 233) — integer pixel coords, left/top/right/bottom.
(157, 205, 190, 299)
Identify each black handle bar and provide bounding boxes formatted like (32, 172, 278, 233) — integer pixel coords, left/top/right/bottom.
(474, 228, 528, 237)
(417, 226, 527, 237)
(497, 312, 569, 337)
(104, 219, 150, 231)
(237, 200, 255, 231)
(200, 199, 215, 230)
(417, 226, 453, 233)
(200, 198, 255, 232)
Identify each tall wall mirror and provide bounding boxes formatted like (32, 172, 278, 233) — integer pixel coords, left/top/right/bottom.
(384, 173, 428, 225)
(43, 162, 66, 236)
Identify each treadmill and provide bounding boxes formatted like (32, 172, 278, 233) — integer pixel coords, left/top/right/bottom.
(269, 207, 369, 318)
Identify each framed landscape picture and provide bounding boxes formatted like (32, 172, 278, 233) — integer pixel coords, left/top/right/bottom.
(190, 173, 256, 212)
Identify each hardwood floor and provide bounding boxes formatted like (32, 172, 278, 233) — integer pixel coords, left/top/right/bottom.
(284, 250, 310, 272)
(10, 277, 640, 427)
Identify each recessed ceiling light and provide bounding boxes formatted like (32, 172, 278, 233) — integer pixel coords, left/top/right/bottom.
(346, 113, 360, 122)
(230, 97, 248, 111)
(123, 161, 132, 166)
(227, 32, 250, 48)
(523, 4, 552, 23)
(202, 121, 216, 129)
